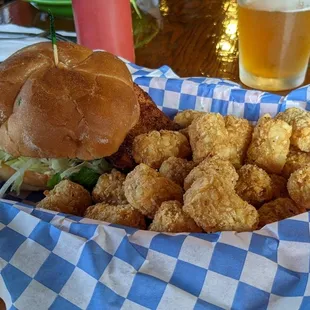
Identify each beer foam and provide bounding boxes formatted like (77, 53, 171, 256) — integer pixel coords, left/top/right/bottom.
(241, 0, 310, 12)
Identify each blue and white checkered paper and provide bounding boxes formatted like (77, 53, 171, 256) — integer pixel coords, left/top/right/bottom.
(1, 63, 310, 310)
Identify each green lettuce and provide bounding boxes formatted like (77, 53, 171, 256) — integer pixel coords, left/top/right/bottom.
(69, 167, 100, 190)
(47, 173, 61, 189)
(0, 150, 112, 194)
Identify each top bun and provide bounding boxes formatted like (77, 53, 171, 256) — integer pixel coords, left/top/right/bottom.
(0, 42, 140, 160)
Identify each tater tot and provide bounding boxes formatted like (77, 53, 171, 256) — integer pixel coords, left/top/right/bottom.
(224, 115, 253, 168)
(37, 180, 92, 216)
(132, 130, 191, 169)
(149, 201, 202, 233)
(159, 157, 196, 186)
(84, 203, 146, 229)
(258, 198, 306, 228)
(282, 147, 310, 178)
(188, 113, 231, 163)
(92, 169, 127, 204)
(124, 163, 183, 218)
(287, 166, 310, 209)
(174, 110, 205, 128)
(246, 114, 292, 174)
(184, 157, 238, 191)
(183, 176, 259, 232)
(235, 165, 273, 207)
(275, 108, 310, 152)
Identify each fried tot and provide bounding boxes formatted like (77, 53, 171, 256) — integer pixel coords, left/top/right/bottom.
(133, 130, 191, 169)
(174, 110, 205, 128)
(37, 180, 92, 216)
(188, 113, 231, 163)
(275, 108, 310, 152)
(84, 203, 146, 229)
(224, 115, 253, 168)
(159, 157, 196, 186)
(235, 165, 273, 207)
(282, 147, 310, 178)
(287, 166, 310, 209)
(184, 157, 238, 191)
(183, 176, 259, 232)
(246, 114, 292, 174)
(270, 174, 288, 199)
(92, 169, 127, 204)
(124, 163, 183, 218)
(149, 201, 202, 233)
(258, 198, 306, 228)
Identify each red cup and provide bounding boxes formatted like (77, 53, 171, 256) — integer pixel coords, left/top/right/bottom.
(72, 0, 135, 62)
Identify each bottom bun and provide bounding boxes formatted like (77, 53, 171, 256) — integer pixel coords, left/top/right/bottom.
(0, 164, 49, 191)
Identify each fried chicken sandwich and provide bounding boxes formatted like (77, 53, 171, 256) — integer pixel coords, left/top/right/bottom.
(0, 41, 177, 196)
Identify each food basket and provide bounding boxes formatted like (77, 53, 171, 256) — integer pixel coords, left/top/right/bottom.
(1, 61, 310, 310)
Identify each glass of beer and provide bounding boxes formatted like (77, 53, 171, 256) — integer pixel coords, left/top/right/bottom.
(238, 0, 310, 91)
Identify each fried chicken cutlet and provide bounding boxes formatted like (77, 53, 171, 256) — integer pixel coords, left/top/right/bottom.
(108, 83, 179, 170)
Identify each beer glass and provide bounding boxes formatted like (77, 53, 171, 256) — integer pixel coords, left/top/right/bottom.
(238, 0, 310, 91)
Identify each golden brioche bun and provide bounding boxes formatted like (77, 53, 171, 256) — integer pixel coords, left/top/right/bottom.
(0, 42, 140, 160)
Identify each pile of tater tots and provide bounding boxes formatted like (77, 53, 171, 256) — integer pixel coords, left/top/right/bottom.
(37, 107, 310, 233)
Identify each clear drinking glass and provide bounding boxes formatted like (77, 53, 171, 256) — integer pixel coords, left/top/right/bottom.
(238, 0, 310, 91)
